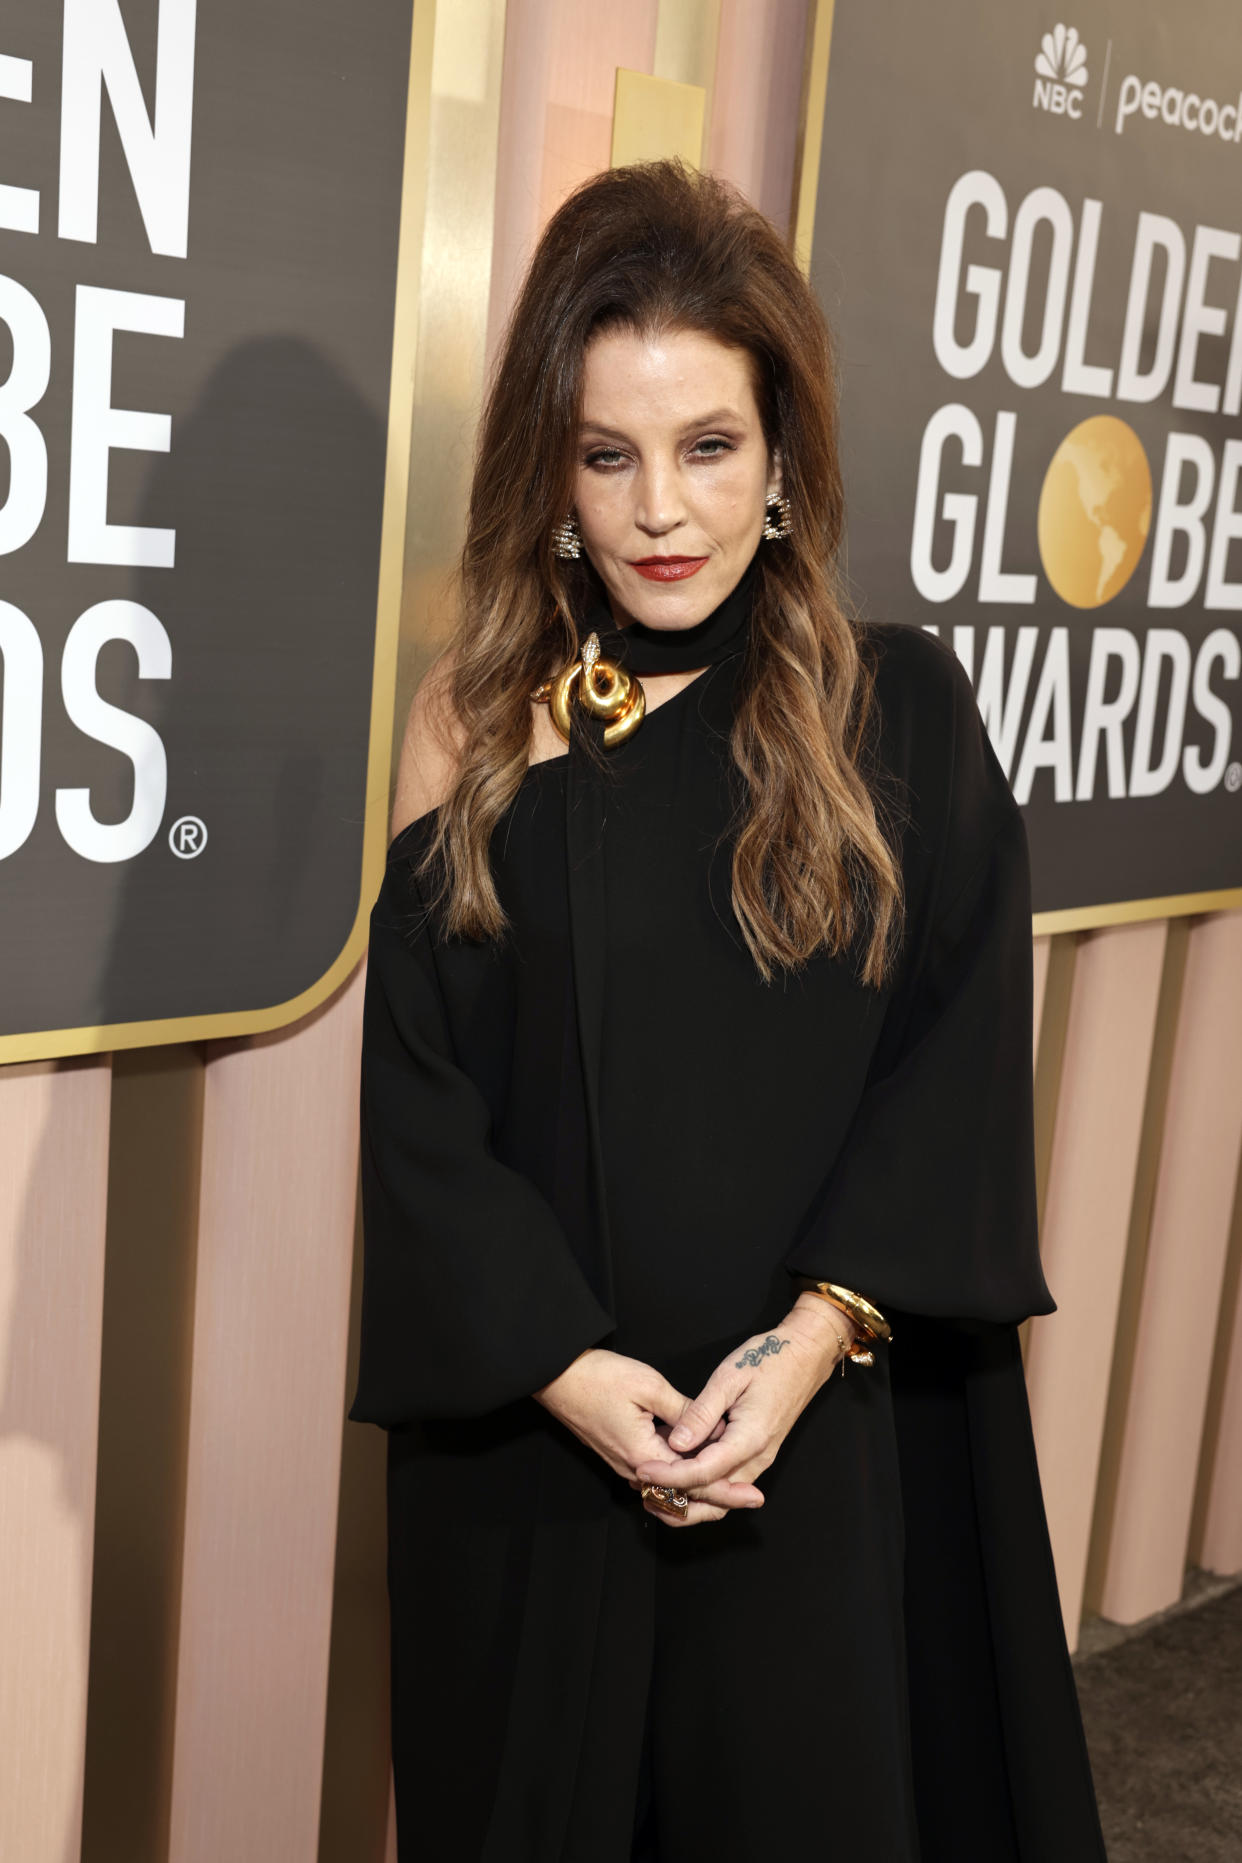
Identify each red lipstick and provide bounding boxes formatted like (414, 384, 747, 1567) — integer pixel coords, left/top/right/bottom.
(628, 555, 709, 582)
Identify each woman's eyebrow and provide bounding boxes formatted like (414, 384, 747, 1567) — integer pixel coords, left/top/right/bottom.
(578, 407, 747, 441)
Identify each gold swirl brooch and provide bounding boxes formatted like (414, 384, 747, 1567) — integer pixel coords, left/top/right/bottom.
(532, 631, 646, 749)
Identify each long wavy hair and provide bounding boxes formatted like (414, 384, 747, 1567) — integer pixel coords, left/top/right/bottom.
(419, 159, 906, 987)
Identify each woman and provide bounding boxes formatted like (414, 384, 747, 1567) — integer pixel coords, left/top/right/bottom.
(349, 160, 1106, 1861)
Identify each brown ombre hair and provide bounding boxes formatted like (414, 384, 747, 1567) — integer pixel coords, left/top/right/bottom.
(419, 158, 905, 986)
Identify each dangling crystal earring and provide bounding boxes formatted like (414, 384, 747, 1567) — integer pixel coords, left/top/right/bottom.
(552, 513, 582, 559)
(762, 492, 792, 541)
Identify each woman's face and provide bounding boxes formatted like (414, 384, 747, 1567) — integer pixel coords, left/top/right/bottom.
(572, 325, 780, 631)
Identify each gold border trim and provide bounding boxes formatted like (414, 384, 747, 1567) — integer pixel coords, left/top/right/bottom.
(1033, 885, 1242, 937)
(1, 3, 433, 1066)
(791, 0, 834, 274)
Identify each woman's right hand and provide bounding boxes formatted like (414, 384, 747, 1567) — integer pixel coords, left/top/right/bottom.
(533, 1348, 765, 1518)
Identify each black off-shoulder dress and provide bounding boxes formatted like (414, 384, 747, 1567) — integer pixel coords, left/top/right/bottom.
(348, 583, 1107, 1862)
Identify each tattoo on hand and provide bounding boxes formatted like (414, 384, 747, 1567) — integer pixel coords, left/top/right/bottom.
(735, 1334, 790, 1369)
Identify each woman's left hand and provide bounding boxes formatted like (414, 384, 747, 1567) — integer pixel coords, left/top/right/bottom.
(632, 1294, 859, 1526)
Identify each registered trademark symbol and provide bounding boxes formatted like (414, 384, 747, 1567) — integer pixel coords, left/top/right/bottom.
(169, 814, 208, 857)
(1225, 764, 1242, 795)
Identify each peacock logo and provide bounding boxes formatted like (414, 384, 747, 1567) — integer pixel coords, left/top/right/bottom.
(1033, 24, 1089, 118)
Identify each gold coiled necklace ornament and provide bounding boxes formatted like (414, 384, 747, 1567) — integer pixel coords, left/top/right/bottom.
(533, 631, 646, 749)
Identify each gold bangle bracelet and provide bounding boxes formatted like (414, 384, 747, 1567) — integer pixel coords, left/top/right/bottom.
(794, 1277, 893, 1347)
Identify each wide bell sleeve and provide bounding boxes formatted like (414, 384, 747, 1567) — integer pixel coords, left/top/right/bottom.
(784, 632, 1056, 1329)
(347, 851, 615, 1428)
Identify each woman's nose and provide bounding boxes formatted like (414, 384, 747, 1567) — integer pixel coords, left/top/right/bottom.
(634, 458, 686, 535)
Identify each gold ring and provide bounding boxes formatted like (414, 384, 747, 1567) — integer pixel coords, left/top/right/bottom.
(640, 1482, 689, 1519)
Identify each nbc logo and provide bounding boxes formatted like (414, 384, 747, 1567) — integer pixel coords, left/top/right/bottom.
(1033, 23, 1088, 118)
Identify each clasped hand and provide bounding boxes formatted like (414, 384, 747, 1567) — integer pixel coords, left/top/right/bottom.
(533, 1294, 858, 1528)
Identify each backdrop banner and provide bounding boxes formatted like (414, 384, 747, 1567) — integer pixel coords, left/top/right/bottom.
(810, 1, 1242, 920)
(0, 0, 412, 1057)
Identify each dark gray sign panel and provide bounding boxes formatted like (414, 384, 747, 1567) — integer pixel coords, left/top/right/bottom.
(0, 0, 414, 1058)
(810, 1, 1242, 922)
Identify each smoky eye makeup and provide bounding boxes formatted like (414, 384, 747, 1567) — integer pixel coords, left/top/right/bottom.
(580, 433, 742, 471)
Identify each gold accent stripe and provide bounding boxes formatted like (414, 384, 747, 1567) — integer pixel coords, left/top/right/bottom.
(654, 0, 720, 127)
(1032, 932, 1078, 1235)
(791, 0, 834, 274)
(1033, 887, 1242, 937)
(611, 68, 706, 168)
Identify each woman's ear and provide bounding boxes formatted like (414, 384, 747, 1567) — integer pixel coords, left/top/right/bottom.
(767, 447, 783, 500)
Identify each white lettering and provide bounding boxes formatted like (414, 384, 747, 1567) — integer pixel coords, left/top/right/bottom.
(1225, 257, 1242, 417)
(59, 0, 197, 257)
(1172, 224, 1240, 414)
(979, 411, 1037, 602)
(1131, 629, 1191, 796)
(974, 625, 1040, 778)
(0, 600, 43, 858)
(932, 170, 1007, 380)
(1184, 629, 1240, 792)
(0, 274, 51, 554)
(1013, 626, 1073, 804)
(55, 601, 170, 861)
(1117, 213, 1185, 404)
(1061, 199, 1114, 398)
(1112, 72, 1242, 145)
(1148, 434, 1214, 607)
(909, 404, 983, 602)
(1077, 628, 1141, 799)
(1000, 187, 1074, 389)
(68, 284, 185, 567)
(1115, 74, 1142, 133)
(1206, 439, 1242, 609)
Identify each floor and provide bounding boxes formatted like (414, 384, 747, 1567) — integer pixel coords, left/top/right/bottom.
(1073, 1571, 1242, 1861)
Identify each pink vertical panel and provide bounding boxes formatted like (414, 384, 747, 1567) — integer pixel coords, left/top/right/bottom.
(708, 0, 809, 225)
(1023, 921, 1166, 1644)
(1199, 1236, 1242, 1574)
(0, 1057, 111, 1863)
(487, 0, 659, 363)
(1099, 910, 1242, 1624)
(167, 965, 365, 1863)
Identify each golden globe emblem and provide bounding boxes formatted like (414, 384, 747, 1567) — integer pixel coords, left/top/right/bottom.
(1036, 415, 1152, 609)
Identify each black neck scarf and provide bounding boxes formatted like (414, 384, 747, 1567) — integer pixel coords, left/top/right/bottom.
(574, 551, 757, 679)
(563, 551, 759, 1317)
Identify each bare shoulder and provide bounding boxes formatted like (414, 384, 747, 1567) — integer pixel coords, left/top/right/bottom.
(391, 647, 467, 838)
